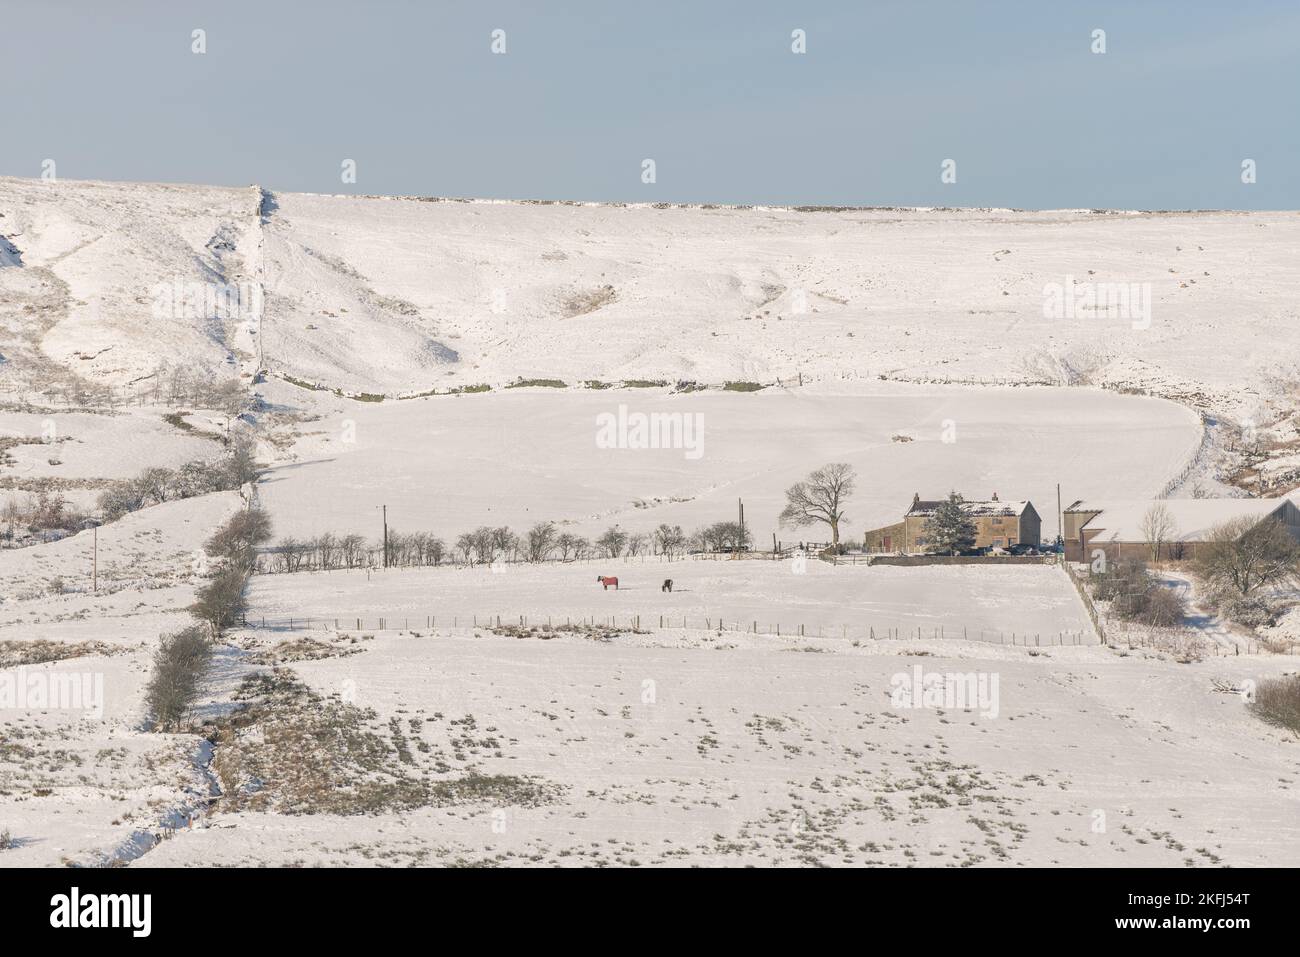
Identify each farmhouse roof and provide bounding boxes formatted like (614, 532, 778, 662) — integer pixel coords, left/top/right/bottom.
(906, 496, 1031, 518)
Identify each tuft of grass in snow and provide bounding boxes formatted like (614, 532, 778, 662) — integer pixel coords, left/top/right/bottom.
(622, 379, 667, 388)
(562, 284, 616, 317)
(211, 669, 564, 815)
(1251, 675, 1300, 737)
(248, 636, 365, 665)
(490, 621, 647, 642)
(506, 378, 567, 389)
(0, 639, 122, 667)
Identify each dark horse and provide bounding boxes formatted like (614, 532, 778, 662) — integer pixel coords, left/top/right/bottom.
(597, 575, 619, 590)
(662, 579, 673, 593)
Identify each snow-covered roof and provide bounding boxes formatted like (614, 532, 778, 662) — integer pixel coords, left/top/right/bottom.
(907, 498, 1031, 518)
(1078, 497, 1297, 542)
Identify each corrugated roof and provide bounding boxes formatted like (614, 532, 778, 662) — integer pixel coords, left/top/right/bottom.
(1078, 497, 1297, 542)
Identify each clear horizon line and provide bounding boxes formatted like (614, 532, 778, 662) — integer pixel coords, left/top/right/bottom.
(2, 173, 1294, 217)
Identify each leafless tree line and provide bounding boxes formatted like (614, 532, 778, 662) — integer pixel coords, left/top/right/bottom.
(11, 363, 248, 413)
(256, 519, 759, 573)
(1, 489, 87, 544)
(146, 506, 272, 731)
(98, 437, 259, 521)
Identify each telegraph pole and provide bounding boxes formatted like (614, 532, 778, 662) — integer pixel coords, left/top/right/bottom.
(382, 504, 389, 569)
(92, 524, 98, 592)
(737, 498, 745, 558)
(1056, 483, 1063, 552)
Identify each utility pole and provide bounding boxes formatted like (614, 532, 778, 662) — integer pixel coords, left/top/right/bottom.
(738, 498, 745, 557)
(382, 504, 389, 569)
(92, 524, 98, 593)
(1056, 483, 1063, 551)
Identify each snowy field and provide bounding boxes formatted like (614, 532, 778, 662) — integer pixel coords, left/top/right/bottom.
(129, 629, 1300, 868)
(6, 613, 1299, 868)
(248, 559, 1093, 644)
(256, 380, 1200, 541)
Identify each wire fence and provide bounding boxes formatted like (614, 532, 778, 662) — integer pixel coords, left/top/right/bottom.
(1061, 560, 1108, 644)
(238, 611, 1096, 647)
(249, 549, 860, 576)
(1109, 627, 1297, 657)
(1156, 411, 1215, 499)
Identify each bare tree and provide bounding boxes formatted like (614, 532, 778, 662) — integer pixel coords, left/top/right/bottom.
(489, 526, 519, 562)
(190, 565, 251, 638)
(316, 531, 337, 570)
(596, 527, 628, 558)
(779, 463, 857, 550)
(1196, 516, 1300, 596)
(144, 625, 213, 731)
(525, 522, 557, 563)
(222, 435, 261, 487)
(470, 526, 494, 564)
(710, 520, 751, 552)
(654, 523, 686, 557)
(137, 467, 177, 504)
(555, 533, 584, 561)
(1140, 503, 1177, 563)
(340, 533, 365, 568)
(206, 508, 272, 567)
(1, 496, 19, 542)
(97, 482, 145, 521)
(690, 524, 719, 553)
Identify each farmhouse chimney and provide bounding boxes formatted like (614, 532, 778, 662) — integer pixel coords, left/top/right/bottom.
(911, 492, 920, 507)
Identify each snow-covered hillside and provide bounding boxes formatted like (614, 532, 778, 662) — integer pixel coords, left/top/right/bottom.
(0, 178, 261, 395)
(259, 195, 1300, 414)
(5, 177, 1299, 421)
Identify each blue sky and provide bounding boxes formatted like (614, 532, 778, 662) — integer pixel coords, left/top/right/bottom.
(3, 0, 1298, 208)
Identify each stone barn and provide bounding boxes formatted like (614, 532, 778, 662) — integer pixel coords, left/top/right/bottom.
(1063, 497, 1300, 563)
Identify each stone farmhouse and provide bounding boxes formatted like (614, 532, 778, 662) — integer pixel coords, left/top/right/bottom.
(863, 493, 1042, 554)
